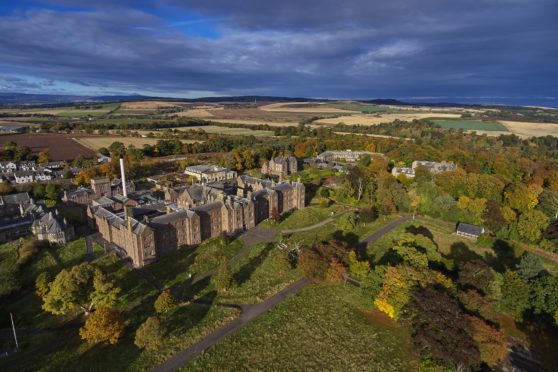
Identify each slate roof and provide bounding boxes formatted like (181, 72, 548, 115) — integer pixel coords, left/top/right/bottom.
(150, 209, 196, 224)
(192, 201, 222, 212)
(32, 211, 69, 234)
(0, 192, 31, 205)
(456, 222, 484, 236)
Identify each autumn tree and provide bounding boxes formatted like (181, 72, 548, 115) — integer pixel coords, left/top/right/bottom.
(530, 273, 558, 315)
(79, 307, 125, 345)
(347, 251, 370, 281)
(135, 316, 167, 352)
(37, 151, 53, 164)
(537, 189, 558, 219)
(457, 259, 494, 295)
(298, 240, 350, 282)
(403, 286, 481, 368)
(154, 289, 177, 314)
(213, 257, 233, 292)
(517, 209, 549, 242)
(482, 200, 507, 232)
(42, 262, 120, 315)
(466, 315, 508, 368)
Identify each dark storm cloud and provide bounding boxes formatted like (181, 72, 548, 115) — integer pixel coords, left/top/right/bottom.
(0, 0, 556, 102)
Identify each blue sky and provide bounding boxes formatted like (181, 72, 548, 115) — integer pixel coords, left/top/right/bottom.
(0, 0, 557, 106)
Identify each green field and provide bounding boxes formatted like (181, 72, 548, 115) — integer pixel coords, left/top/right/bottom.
(175, 125, 274, 137)
(186, 284, 415, 371)
(431, 119, 508, 131)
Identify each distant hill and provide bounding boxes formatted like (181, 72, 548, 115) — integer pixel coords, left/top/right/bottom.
(0, 92, 327, 106)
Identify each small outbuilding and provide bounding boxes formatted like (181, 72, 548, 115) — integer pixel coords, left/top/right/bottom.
(456, 222, 484, 240)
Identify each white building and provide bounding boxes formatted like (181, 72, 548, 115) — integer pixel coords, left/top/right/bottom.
(412, 160, 456, 174)
(14, 171, 34, 184)
(317, 150, 384, 163)
(184, 165, 237, 184)
(391, 167, 415, 178)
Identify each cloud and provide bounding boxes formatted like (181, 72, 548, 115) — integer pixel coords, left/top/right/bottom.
(0, 0, 555, 102)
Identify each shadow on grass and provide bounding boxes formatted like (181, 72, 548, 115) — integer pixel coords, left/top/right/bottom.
(484, 239, 521, 273)
(170, 290, 217, 335)
(233, 243, 274, 286)
(405, 225, 438, 249)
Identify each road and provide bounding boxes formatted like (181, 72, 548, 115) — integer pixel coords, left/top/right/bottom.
(151, 215, 411, 371)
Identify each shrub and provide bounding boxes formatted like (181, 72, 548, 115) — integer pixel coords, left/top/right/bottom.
(154, 289, 177, 314)
(135, 316, 166, 352)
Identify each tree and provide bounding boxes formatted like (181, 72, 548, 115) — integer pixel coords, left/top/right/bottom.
(500, 269, 530, 320)
(108, 141, 126, 157)
(516, 253, 544, 281)
(0, 264, 20, 298)
(37, 151, 53, 163)
(154, 289, 177, 314)
(466, 315, 508, 368)
(326, 258, 347, 283)
(42, 262, 120, 315)
(298, 240, 350, 282)
(517, 210, 548, 242)
(135, 316, 167, 352)
(482, 200, 507, 232)
(79, 307, 125, 345)
(347, 251, 370, 281)
(45, 183, 58, 201)
(458, 289, 499, 323)
(35, 271, 51, 299)
(213, 257, 233, 292)
(504, 183, 539, 213)
(402, 286, 481, 368)
(530, 274, 558, 315)
(458, 259, 494, 295)
(33, 184, 45, 199)
(537, 189, 558, 219)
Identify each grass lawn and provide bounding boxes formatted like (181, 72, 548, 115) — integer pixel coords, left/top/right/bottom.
(431, 119, 508, 131)
(263, 203, 349, 230)
(219, 243, 303, 304)
(185, 284, 415, 371)
(145, 237, 244, 288)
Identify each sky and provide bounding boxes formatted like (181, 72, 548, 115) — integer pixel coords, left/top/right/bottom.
(0, 0, 557, 106)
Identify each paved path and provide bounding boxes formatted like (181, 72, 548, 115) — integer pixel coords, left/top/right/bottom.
(152, 278, 310, 372)
(359, 215, 412, 245)
(280, 209, 357, 234)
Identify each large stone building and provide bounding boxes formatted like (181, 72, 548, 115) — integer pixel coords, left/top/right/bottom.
(63, 177, 136, 205)
(184, 165, 237, 183)
(31, 211, 75, 245)
(261, 156, 298, 177)
(412, 160, 456, 174)
(88, 175, 305, 267)
(317, 150, 384, 163)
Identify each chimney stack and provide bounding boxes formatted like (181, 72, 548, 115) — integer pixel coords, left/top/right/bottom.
(119, 158, 127, 198)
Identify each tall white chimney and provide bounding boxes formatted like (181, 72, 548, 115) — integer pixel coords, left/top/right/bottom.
(119, 158, 128, 198)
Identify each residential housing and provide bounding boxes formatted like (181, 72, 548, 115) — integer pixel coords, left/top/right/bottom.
(412, 160, 456, 174)
(391, 167, 415, 178)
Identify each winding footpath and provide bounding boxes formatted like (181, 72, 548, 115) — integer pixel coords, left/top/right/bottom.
(151, 214, 411, 372)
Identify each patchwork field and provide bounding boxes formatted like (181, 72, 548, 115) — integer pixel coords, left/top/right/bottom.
(0, 103, 119, 117)
(0, 133, 95, 160)
(260, 102, 359, 113)
(498, 120, 558, 138)
(174, 125, 274, 137)
(431, 119, 508, 131)
(315, 112, 461, 125)
(74, 136, 202, 150)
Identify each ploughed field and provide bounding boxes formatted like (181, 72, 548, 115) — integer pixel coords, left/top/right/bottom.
(0, 133, 95, 160)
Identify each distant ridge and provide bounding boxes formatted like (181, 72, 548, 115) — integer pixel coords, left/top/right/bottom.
(0, 91, 554, 109)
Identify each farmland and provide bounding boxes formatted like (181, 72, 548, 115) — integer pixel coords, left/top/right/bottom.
(315, 112, 462, 125)
(0, 133, 95, 160)
(173, 125, 274, 137)
(431, 119, 508, 132)
(498, 121, 558, 138)
(74, 136, 202, 150)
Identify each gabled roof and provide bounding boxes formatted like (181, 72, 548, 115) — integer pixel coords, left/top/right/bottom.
(150, 209, 197, 224)
(457, 222, 484, 236)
